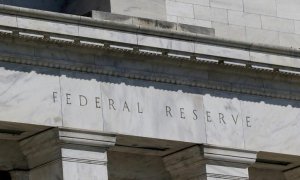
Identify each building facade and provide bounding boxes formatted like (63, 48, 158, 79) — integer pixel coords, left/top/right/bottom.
(0, 0, 300, 179)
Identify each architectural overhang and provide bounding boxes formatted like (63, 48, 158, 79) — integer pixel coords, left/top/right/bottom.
(0, 5, 299, 102)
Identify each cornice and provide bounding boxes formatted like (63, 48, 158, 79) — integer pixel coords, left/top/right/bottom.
(0, 4, 300, 58)
(0, 30, 299, 101)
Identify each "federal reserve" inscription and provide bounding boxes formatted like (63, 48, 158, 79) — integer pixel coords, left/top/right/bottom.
(52, 92, 252, 127)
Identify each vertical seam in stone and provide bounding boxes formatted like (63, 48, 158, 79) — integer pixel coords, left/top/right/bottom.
(275, 0, 278, 17)
(202, 95, 208, 144)
(226, 9, 229, 25)
(16, 13, 19, 28)
(239, 99, 246, 149)
(293, 20, 296, 34)
(259, 15, 262, 29)
(192, 3, 196, 19)
(242, 0, 245, 12)
(59, 71, 64, 127)
(76, 23, 79, 37)
(100, 83, 105, 131)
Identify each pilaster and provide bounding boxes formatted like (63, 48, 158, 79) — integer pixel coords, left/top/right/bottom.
(163, 145, 257, 180)
(20, 128, 116, 180)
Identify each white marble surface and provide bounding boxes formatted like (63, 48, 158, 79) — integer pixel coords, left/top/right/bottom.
(194, 5, 228, 24)
(63, 161, 108, 180)
(194, 42, 250, 61)
(241, 97, 300, 155)
(138, 35, 172, 49)
(3, 65, 300, 156)
(244, 0, 277, 16)
(101, 82, 206, 143)
(62, 149, 108, 180)
(210, 0, 243, 11)
(203, 94, 245, 149)
(111, 0, 166, 20)
(250, 51, 300, 68)
(206, 164, 248, 178)
(277, 0, 300, 20)
(0, 65, 62, 126)
(78, 26, 138, 45)
(261, 16, 295, 33)
(0, 13, 17, 27)
(246, 27, 280, 45)
(17, 16, 78, 36)
(60, 71, 103, 131)
(166, 0, 194, 18)
(228, 11, 261, 29)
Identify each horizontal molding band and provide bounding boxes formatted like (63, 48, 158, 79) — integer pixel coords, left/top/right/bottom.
(0, 4, 299, 59)
(62, 157, 107, 165)
(0, 28, 298, 101)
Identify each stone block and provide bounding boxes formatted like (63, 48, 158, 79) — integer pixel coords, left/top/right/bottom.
(156, 20, 178, 31)
(206, 165, 249, 178)
(176, 0, 209, 6)
(246, 27, 279, 45)
(294, 20, 300, 35)
(195, 43, 250, 60)
(0, 13, 17, 27)
(277, 0, 300, 20)
(244, 0, 277, 16)
(249, 52, 300, 68)
(167, 15, 177, 23)
(213, 22, 246, 41)
(78, 26, 138, 44)
(132, 17, 178, 32)
(0, 63, 62, 126)
(194, 5, 228, 23)
(62, 161, 108, 180)
(210, 0, 244, 11)
(91, 11, 133, 25)
(203, 94, 245, 148)
(138, 34, 172, 49)
(17, 16, 79, 36)
(59, 71, 104, 131)
(171, 39, 195, 52)
(279, 32, 300, 48)
(101, 81, 206, 143)
(132, 17, 157, 28)
(166, 0, 194, 18)
(177, 23, 214, 35)
(177, 17, 212, 28)
(228, 10, 261, 29)
(110, 0, 166, 20)
(241, 96, 300, 155)
(261, 16, 295, 33)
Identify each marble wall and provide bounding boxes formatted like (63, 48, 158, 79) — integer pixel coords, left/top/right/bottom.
(0, 62, 61, 127)
(165, 0, 300, 49)
(110, 0, 166, 20)
(1, 62, 300, 156)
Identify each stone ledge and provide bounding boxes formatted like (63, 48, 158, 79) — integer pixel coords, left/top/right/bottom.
(0, 3, 300, 60)
(91, 11, 215, 36)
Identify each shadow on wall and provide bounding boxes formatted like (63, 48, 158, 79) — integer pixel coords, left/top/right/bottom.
(0, 58, 300, 109)
(0, 171, 11, 180)
(0, 0, 111, 15)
